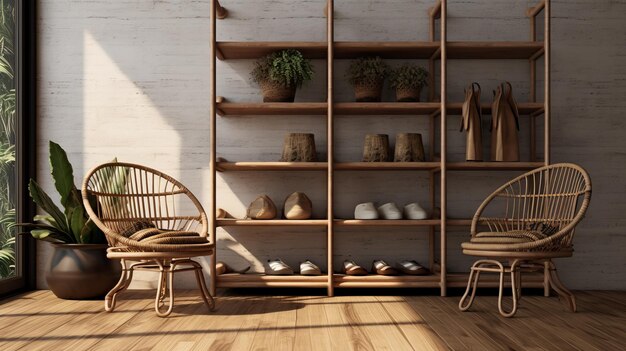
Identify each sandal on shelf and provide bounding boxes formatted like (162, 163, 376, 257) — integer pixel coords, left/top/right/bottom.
(377, 203, 402, 220)
(371, 260, 400, 275)
(265, 258, 294, 275)
(300, 260, 321, 276)
(404, 202, 428, 220)
(343, 260, 368, 276)
(216, 261, 251, 275)
(396, 260, 430, 275)
(355, 202, 379, 220)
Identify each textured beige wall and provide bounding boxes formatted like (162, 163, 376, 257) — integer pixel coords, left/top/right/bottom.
(37, 0, 626, 290)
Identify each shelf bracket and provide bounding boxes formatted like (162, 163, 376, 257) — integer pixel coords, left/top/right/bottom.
(526, 0, 546, 18)
(215, 0, 229, 19)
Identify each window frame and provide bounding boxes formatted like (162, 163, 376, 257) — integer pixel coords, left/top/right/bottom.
(0, 0, 37, 297)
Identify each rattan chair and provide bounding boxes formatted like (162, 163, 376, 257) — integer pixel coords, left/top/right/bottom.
(458, 163, 591, 317)
(82, 162, 215, 317)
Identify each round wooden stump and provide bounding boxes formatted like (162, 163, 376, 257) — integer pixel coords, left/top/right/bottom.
(394, 133, 425, 162)
(280, 133, 317, 162)
(362, 134, 390, 162)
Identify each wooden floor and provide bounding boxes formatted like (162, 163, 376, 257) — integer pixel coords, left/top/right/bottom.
(0, 289, 624, 350)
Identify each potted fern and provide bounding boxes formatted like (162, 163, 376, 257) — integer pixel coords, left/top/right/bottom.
(251, 49, 314, 102)
(20, 141, 120, 299)
(389, 64, 429, 102)
(346, 56, 389, 102)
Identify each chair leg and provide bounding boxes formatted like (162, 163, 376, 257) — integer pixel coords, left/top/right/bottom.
(459, 261, 483, 312)
(191, 261, 216, 311)
(497, 260, 519, 318)
(546, 260, 576, 312)
(105, 259, 133, 312)
(154, 260, 175, 317)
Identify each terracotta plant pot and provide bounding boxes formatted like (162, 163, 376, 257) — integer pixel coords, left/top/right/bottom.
(260, 80, 296, 102)
(395, 87, 422, 102)
(354, 81, 383, 102)
(45, 243, 121, 300)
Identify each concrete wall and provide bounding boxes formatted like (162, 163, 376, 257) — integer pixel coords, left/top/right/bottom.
(37, 0, 626, 290)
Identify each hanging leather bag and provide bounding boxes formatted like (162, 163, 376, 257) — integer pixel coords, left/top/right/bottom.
(490, 82, 520, 161)
(460, 82, 483, 161)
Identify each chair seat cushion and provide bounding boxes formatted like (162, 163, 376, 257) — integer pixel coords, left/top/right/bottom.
(462, 230, 546, 250)
(128, 228, 209, 245)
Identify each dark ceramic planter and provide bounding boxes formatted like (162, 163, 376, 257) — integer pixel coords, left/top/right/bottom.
(46, 243, 121, 300)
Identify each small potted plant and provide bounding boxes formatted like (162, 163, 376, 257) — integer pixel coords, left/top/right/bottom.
(20, 141, 121, 299)
(251, 49, 314, 102)
(389, 64, 429, 102)
(346, 56, 389, 102)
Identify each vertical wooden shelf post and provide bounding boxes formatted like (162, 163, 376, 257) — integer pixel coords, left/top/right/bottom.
(209, 0, 218, 296)
(326, 0, 335, 297)
(439, 0, 448, 297)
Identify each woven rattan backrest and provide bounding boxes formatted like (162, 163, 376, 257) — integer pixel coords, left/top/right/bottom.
(477, 163, 591, 245)
(82, 162, 208, 246)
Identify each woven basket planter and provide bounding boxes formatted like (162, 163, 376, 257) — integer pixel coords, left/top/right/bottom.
(394, 133, 425, 162)
(395, 86, 422, 102)
(280, 133, 317, 162)
(362, 134, 390, 162)
(260, 80, 296, 102)
(353, 81, 384, 102)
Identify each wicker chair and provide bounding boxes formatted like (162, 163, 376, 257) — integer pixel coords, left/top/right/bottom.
(82, 162, 215, 317)
(458, 163, 591, 317)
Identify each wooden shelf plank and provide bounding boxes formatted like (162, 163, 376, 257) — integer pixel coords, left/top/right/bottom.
(447, 102, 544, 115)
(217, 102, 327, 116)
(217, 102, 441, 116)
(334, 219, 440, 226)
(216, 162, 328, 172)
(216, 41, 327, 60)
(216, 41, 543, 60)
(217, 219, 328, 227)
(334, 274, 440, 288)
(217, 273, 328, 288)
(335, 102, 441, 115)
(446, 162, 545, 171)
(335, 162, 440, 171)
(447, 41, 544, 59)
(334, 41, 440, 59)
(216, 41, 440, 60)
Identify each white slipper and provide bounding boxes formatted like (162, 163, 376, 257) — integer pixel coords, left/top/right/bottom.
(396, 260, 430, 275)
(377, 202, 402, 219)
(404, 202, 428, 220)
(355, 202, 379, 219)
(300, 260, 321, 276)
(265, 258, 293, 275)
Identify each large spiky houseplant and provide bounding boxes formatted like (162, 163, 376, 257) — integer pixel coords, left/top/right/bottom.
(22, 141, 107, 244)
(0, 0, 16, 278)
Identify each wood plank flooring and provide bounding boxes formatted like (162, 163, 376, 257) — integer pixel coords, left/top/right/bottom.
(0, 290, 624, 350)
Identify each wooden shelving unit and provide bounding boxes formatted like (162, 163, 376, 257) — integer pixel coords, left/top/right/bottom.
(209, 0, 551, 296)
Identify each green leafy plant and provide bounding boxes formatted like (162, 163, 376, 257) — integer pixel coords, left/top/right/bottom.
(389, 64, 429, 90)
(346, 56, 389, 87)
(21, 141, 107, 244)
(0, 0, 15, 278)
(251, 49, 314, 88)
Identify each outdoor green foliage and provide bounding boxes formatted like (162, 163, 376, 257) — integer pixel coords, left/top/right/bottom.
(22, 141, 108, 244)
(389, 64, 429, 90)
(346, 57, 389, 87)
(251, 49, 314, 88)
(0, 0, 15, 278)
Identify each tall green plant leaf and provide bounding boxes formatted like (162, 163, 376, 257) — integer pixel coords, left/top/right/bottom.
(49, 141, 82, 213)
(28, 179, 71, 237)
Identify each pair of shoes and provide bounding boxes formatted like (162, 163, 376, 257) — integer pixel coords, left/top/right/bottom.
(371, 260, 430, 276)
(354, 202, 428, 220)
(247, 192, 312, 220)
(265, 258, 321, 276)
